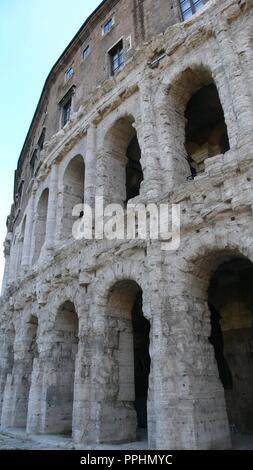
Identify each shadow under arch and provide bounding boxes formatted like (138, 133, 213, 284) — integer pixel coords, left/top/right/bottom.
(103, 115, 143, 205)
(1, 315, 38, 430)
(157, 63, 231, 185)
(0, 323, 15, 421)
(186, 247, 253, 443)
(33, 188, 49, 263)
(43, 300, 79, 436)
(208, 256, 253, 435)
(61, 155, 85, 241)
(98, 279, 151, 444)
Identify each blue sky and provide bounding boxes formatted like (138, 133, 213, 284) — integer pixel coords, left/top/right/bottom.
(0, 0, 102, 287)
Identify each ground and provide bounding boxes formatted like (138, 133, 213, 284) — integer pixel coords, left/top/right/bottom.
(0, 431, 252, 450)
(0, 432, 62, 450)
(0, 430, 148, 450)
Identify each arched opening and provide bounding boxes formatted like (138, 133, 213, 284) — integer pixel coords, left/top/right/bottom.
(16, 315, 38, 428)
(126, 135, 143, 202)
(132, 290, 151, 432)
(16, 216, 26, 272)
(45, 301, 78, 435)
(1, 316, 38, 429)
(103, 280, 150, 443)
(208, 257, 253, 439)
(0, 325, 15, 420)
(33, 188, 49, 262)
(9, 235, 18, 283)
(164, 66, 230, 183)
(5, 324, 15, 374)
(185, 83, 230, 177)
(62, 156, 85, 240)
(104, 117, 143, 205)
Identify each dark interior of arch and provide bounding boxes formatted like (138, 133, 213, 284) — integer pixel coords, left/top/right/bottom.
(132, 290, 151, 429)
(185, 83, 230, 177)
(126, 134, 143, 203)
(6, 325, 15, 374)
(208, 257, 253, 434)
(63, 155, 85, 239)
(33, 188, 49, 263)
(28, 315, 39, 359)
(45, 301, 78, 435)
(15, 315, 38, 428)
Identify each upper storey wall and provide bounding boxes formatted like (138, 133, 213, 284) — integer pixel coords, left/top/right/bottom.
(13, 0, 180, 210)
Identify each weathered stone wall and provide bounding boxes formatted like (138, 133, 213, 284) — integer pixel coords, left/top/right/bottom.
(1, 0, 253, 450)
(13, 0, 181, 229)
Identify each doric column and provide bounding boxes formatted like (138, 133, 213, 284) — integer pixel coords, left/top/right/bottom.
(96, 148, 110, 205)
(143, 243, 182, 450)
(21, 190, 35, 271)
(155, 258, 231, 450)
(138, 79, 163, 199)
(45, 162, 59, 250)
(85, 124, 97, 208)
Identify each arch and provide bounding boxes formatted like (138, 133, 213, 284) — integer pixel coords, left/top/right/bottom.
(16, 216, 26, 274)
(44, 300, 79, 435)
(187, 247, 253, 288)
(185, 82, 230, 176)
(103, 115, 143, 205)
(170, 65, 229, 177)
(16, 314, 39, 428)
(33, 188, 49, 262)
(0, 324, 15, 421)
(208, 257, 253, 438)
(97, 279, 151, 444)
(5, 323, 15, 374)
(156, 64, 232, 187)
(90, 259, 150, 315)
(39, 283, 83, 328)
(179, 238, 252, 305)
(182, 246, 253, 447)
(9, 233, 19, 284)
(1, 316, 38, 430)
(61, 155, 85, 240)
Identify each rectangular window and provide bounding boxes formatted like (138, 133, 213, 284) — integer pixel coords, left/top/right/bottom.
(62, 98, 72, 126)
(179, 0, 204, 21)
(83, 44, 90, 60)
(65, 66, 74, 81)
(109, 40, 124, 76)
(103, 17, 114, 35)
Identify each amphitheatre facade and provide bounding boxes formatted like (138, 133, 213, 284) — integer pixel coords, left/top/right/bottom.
(0, 0, 253, 450)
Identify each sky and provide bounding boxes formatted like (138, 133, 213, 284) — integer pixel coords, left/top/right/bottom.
(0, 0, 102, 288)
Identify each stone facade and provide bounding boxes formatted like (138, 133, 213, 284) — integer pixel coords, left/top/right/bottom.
(1, 0, 253, 450)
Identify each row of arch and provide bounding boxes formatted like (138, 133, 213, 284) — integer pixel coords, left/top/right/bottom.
(11, 154, 86, 271)
(1, 250, 253, 445)
(12, 65, 232, 269)
(33, 154, 86, 262)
